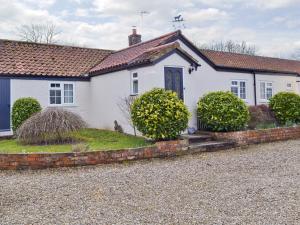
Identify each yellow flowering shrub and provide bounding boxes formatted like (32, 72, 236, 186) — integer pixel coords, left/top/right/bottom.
(131, 88, 190, 141)
(197, 91, 249, 131)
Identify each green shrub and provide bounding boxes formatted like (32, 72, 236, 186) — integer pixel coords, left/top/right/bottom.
(197, 91, 249, 132)
(12, 97, 42, 131)
(131, 88, 190, 141)
(269, 92, 300, 125)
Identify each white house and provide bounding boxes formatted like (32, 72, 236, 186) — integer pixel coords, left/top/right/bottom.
(1, 29, 300, 136)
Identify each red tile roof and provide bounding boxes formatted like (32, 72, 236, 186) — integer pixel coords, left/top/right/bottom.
(1, 31, 300, 78)
(89, 31, 180, 75)
(200, 49, 300, 75)
(0, 40, 113, 77)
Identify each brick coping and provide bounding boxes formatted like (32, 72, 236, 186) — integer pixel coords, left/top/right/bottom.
(205, 126, 300, 146)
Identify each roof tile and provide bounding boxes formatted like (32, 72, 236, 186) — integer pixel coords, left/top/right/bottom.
(200, 49, 300, 75)
(0, 40, 113, 77)
(89, 31, 180, 75)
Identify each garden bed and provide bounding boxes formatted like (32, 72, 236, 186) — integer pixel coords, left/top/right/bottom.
(0, 139, 191, 170)
(0, 129, 150, 154)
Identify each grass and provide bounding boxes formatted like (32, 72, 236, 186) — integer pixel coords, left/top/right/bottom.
(0, 129, 151, 154)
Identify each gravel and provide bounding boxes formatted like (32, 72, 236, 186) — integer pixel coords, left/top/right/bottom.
(0, 140, 299, 225)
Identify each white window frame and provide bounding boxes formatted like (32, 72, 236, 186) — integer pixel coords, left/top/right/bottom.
(49, 82, 75, 106)
(259, 81, 273, 102)
(131, 72, 139, 95)
(230, 80, 247, 100)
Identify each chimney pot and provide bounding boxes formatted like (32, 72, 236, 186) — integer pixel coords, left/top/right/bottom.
(128, 28, 142, 46)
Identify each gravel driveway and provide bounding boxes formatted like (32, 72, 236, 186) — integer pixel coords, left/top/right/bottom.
(1, 140, 299, 225)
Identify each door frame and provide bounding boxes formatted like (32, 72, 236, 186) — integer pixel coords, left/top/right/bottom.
(163, 66, 185, 101)
(0, 78, 11, 132)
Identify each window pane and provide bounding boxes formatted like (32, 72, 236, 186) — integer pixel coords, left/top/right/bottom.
(64, 84, 73, 104)
(133, 73, 138, 78)
(231, 81, 238, 86)
(133, 80, 138, 94)
(260, 82, 266, 99)
(50, 97, 56, 104)
(64, 84, 73, 91)
(50, 90, 55, 97)
(64, 97, 73, 104)
(49, 89, 61, 104)
(231, 87, 238, 97)
(51, 83, 60, 88)
(56, 96, 61, 104)
(240, 82, 246, 99)
(56, 90, 61, 97)
(266, 88, 273, 100)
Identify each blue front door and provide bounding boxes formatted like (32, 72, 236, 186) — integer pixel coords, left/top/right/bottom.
(0, 78, 11, 131)
(164, 67, 184, 100)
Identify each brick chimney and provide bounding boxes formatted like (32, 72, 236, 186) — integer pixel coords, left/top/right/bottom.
(128, 28, 142, 46)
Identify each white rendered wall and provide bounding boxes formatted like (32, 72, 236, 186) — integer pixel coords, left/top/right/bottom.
(255, 74, 299, 104)
(89, 53, 255, 133)
(89, 70, 133, 133)
(11, 78, 91, 124)
(89, 42, 299, 134)
(4, 41, 299, 137)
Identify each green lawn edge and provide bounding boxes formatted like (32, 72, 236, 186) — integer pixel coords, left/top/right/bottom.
(0, 129, 152, 154)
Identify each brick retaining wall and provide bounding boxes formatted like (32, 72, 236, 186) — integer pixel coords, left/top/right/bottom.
(208, 126, 300, 146)
(0, 140, 189, 170)
(1, 127, 299, 170)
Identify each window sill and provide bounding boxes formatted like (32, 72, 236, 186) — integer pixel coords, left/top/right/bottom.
(258, 100, 269, 104)
(48, 104, 78, 107)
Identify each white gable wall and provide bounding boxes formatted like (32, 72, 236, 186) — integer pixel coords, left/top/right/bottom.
(89, 52, 255, 133)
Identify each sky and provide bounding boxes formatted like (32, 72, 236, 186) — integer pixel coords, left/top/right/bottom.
(0, 0, 300, 58)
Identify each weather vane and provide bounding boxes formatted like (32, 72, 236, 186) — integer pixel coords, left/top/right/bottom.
(172, 15, 186, 30)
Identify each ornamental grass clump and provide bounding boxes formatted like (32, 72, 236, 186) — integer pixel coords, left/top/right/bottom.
(197, 91, 250, 132)
(17, 107, 86, 145)
(269, 92, 300, 125)
(131, 88, 190, 141)
(12, 97, 42, 131)
(248, 104, 277, 129)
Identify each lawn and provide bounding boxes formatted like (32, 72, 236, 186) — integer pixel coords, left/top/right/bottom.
(0, 129, 150, 154)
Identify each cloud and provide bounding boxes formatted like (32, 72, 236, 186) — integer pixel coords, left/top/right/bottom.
(194, 0, 299, 10)
(22, 0, 56, 8)
(249, 0, 299, 9)
(0, 0, 299, 57)
(185, 8, 229, 24)
(272, 16, 300, 29)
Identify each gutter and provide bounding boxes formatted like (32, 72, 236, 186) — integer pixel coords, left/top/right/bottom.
(253, 71, 257, 106)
